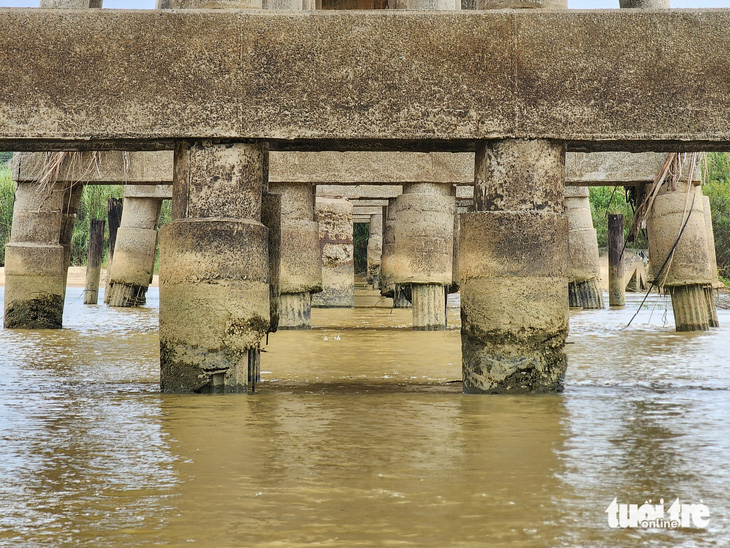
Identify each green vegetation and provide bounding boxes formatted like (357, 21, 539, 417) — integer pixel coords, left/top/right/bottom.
(703, 152, 730, 278)
(589, 185, 646, 249)
(0, 167, 14, 266)
(69, 184, 125, 266)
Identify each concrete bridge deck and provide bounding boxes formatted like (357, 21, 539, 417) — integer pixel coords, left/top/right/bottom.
(1, 9, 730, 152)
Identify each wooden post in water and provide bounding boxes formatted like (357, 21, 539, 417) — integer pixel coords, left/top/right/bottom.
(84, 219, 105, 305)
(608, 213, 625, 307)
(104, 198, 123, 304)
(107, 198, 123, 264)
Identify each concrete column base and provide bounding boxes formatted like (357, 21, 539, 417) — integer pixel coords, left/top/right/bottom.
(165, 347, 261, 394)
(568, 278, 604, 309)
(461, 325, 567, 394)
(106, 198, 161, 308)
(706, 286, 720, 328)
(668, 284, 714, 332)
(160, 219, 270, 393)
(3, 243, 66, 329)
(279, 292, 312, 329)
(106, 282, 147, 307)
(411, 283, 446, 331)
(393, 284, 412, 308)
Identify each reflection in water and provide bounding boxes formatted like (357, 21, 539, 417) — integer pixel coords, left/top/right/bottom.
(0, 286, 728, 546)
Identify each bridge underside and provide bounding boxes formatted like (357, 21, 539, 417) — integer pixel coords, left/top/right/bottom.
(2, 7, 727, 394)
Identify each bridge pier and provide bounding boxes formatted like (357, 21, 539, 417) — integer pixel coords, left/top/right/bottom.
(269, 182, 322, 329)
(566, 186, 604, 309)
(394, 183, 454, 330)
(312, 197, 355, 308)
(461, 139, 568, 393)
(159, 141, 270, 393)
(647, 176, 717, 332)
(449, 193, 464, 295)
(106, 195, 162, 307)
(366, 212, 382, 289)
(4, 180, 82, 329)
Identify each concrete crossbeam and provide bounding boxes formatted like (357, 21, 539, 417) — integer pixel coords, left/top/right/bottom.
(2, 10, 730, 151)
(12, 150, 669, 189)
(353, 206, 383, 216)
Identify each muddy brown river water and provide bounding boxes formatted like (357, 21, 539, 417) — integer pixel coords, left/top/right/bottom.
(0, 285, 728, 547)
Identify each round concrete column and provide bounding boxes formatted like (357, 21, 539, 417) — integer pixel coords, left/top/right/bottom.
(269, 182, 322, 329)
(407, 0, 460, 9)
(380, 200, 411, 308)
(619, 0, 670, 8)
(461, 139, 568, 393)
(157, 0, 263, 7)
(366, 212, 383, 289)
(4, 181, 81, 329)
(470, 1, 566, 9)
(106, 197, 162, 307)
(646, 178, 715, 331)
(40, 0, 102, 7)
(312, 197, 355, 308)
(159, 141, 270, 393)
(565, 186, 603, 309)
(449, 189, 465, 295)
(393, 183, 454, 330)
(380, 200, 395, 296)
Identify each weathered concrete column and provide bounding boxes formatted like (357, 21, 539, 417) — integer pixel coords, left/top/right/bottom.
(159, 141, 270, 393)
(407, 0, 460, 9)
(379, 200, 412, 308)
(262, 193, 282, 335)
(448, 187, 463, 295)
(268, 182, 322, 328)
(366, 212, 383, 289)
(312, 197, 354, 308)
(461, 139, 568, 393)
(647, 177, 716, 332)
(565, 186, 603, 309)
(380, 200, 396, 296)
(4, 181, 82, 329)
(158, 0, 263, 7)
(608, 213, 626, 307)
(620, 0, 669, 8)
(106, 193, 162, 307)
(40, 0, 101, 7)
(393, 183, 454, 330)
(469, 0, 566, 8)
